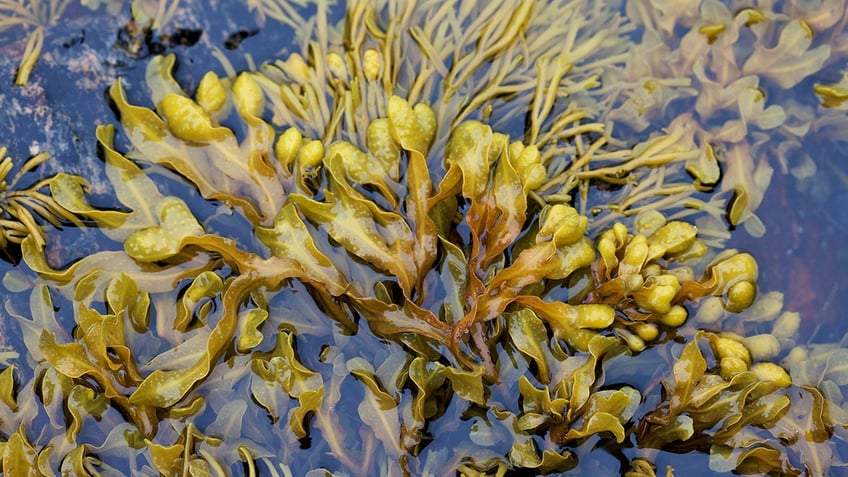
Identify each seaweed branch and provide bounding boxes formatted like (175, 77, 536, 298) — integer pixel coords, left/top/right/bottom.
(0, 0, 71, 85)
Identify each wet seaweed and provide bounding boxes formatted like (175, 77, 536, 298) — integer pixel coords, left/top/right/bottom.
(1, 1, 847, 475)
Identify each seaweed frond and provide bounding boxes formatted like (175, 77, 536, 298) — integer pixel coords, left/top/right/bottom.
(0, 0, 72, 85)
(0, 147, 80, 254)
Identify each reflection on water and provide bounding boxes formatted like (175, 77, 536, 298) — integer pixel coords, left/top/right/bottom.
(0, 1, 847, 475)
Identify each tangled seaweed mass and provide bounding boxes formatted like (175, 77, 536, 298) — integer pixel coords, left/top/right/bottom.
(1, 0, 848, 475)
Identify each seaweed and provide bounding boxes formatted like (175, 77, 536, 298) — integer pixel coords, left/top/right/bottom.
(0, 1, 847, 475)
(0, 0, 72, 85)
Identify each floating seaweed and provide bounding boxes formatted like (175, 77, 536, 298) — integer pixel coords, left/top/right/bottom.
(0, 0, 72, 85)
(0, 147, 80, 256)
(0, 1, 847, 476)
(608, 0, 848, 239)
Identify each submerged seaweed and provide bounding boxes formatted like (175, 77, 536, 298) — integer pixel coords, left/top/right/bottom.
(0, 147, 80, 255)
(0, 0, 847, 476)
(0, 0, 72, 85)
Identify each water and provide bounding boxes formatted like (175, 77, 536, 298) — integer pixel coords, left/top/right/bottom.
(1, 1, 847, 476)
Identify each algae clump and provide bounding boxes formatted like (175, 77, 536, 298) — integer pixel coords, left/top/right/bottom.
(0, 1, 846, 476)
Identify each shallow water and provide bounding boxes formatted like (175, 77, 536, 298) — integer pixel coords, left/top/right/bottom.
(1, 1, 847, 476)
